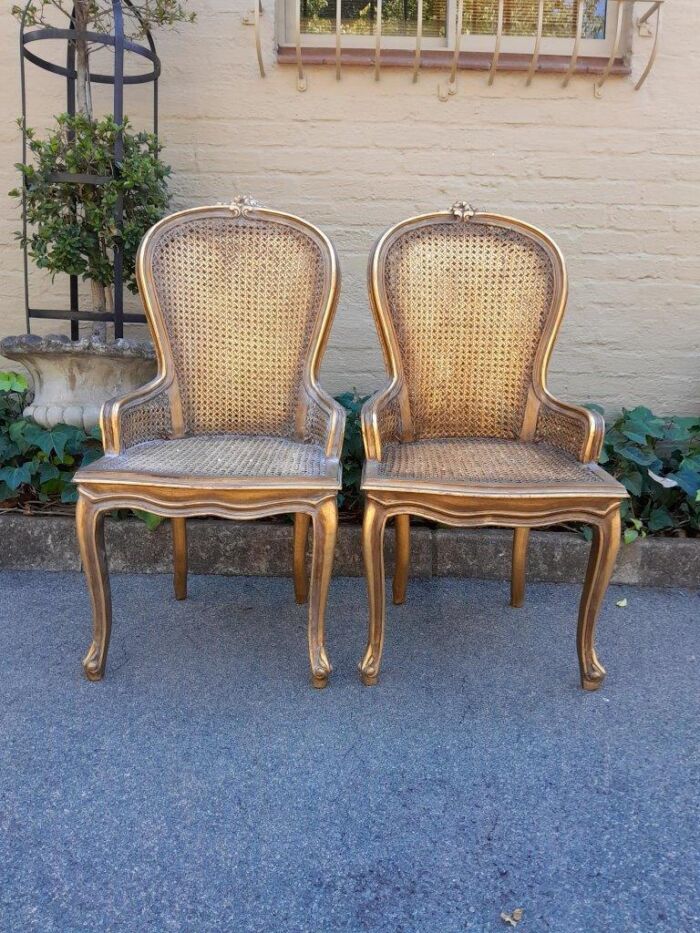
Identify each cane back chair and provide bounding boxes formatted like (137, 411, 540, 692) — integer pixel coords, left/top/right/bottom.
(359, 202, 627, 690)
(74, 197, 344, 688)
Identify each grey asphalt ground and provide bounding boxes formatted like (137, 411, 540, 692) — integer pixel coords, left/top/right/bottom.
(0, 571, 697, 932)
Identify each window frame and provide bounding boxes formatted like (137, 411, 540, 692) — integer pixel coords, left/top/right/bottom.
(278, 0, 623, 59)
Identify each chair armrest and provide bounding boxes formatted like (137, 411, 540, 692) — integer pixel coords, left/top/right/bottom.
(361, 385, 403, 462)
(303, 387, 346, 461)
(534, 393, 605, 463)
(100, 378, 174, 455)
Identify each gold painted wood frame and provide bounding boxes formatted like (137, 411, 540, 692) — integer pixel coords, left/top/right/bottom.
(75, 197, 344, 688)
(359, 203, 627, 691)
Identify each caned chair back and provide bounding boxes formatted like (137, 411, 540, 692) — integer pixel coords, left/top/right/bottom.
(136, 200, 338, 438)
(370, 208, 567, 441)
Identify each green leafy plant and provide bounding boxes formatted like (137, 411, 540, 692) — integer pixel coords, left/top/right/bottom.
(11, 113, 170, 329)
(0, 372, 103, 510)
(0, 372, 161, 526)
(335, 391, 367, 518)
(590, 404, 700, 542)
(10, 0, 192, 334)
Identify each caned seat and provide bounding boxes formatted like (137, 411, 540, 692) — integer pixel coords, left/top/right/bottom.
(359, 202, 627, 690)
(364, 438, 616, 493)
(74, 197, 344, 687)
(80, 435, 339, 486)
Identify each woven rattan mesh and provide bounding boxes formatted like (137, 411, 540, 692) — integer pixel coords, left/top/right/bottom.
(535, 404, 589, 460)
(383, 221, 555, 441)
(88, 435, 334, 480)
(120, 390, 173, 449)
(374, 438, 605, 486)
(376, 395, 402, 445)
(303, 395, 330, 446)
(151, 215, 325, 438)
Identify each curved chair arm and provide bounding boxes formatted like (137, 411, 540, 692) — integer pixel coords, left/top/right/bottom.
(534, 392, 605, 463)
(303, 386, 346, 461)
(361, 383, 403, 462)
(100, 376, 175, 455)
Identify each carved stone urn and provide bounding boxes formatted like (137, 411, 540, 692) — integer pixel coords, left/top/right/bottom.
(0, 334, 157, 432)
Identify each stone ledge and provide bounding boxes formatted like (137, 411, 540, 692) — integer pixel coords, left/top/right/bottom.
(0, 514, 697, 589)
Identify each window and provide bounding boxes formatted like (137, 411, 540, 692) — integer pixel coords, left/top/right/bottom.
(279, 0, 621, 59)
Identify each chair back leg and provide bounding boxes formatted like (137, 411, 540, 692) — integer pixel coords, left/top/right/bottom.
(510, 527, 530, 608)
(392, 514, 410, 605)
(293, 512, 311, 604)
(172, 518, 188, 601)
(578, 508, 621, 690)
(77, 492, 112, 681)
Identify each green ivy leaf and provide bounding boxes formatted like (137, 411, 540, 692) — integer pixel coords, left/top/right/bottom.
(38, 462, 60, 483)
(648, 507, 675, 532)
(0, 371, 28, 392)
(133, 509, 164, 530)
(60, 484, 78, 504)
(613, 444, 660, 468)
(621, 470, 643, 497)
(23, 423, 75, 459)
(668, 467, 700, 499)
(623, 528, 639, 545)
(79, 446, 103, 467)
(9, 420, 28, 445)
(0, 462, 33, 490)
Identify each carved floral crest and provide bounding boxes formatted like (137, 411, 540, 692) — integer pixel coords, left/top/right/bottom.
(228, 195, 262, 217)
(451, 201, 476, 221)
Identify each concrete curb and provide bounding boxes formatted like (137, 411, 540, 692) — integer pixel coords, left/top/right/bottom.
(1, 514, 698, 587)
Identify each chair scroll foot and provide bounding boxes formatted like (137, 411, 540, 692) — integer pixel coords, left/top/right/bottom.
(308, 498, 337, 688)
(359, 659, 380, 687)
(77, 492, 112, 682)
(359, 498, 388, 686)
(172, 517, 188, 601)
(510, 527, 529, 608)
(294, 512, 311, 605)
(581, 661, 606, 691)
(83, 640, 107, 682)
(577, 508, 621, 691)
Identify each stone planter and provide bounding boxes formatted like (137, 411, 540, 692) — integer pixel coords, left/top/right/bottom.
(0, 333, 156, 431)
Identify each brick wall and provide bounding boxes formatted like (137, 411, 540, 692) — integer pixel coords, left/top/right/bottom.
(1, 0, 698, 414)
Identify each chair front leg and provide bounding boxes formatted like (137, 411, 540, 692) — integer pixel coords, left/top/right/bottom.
(172, 518, 188, 601)
(76, 491, 112, 681)
(510, 527, 529, 608)
(359, 497, 388, 686)
(393, 514, 410, 605)
(293, 512, 311, 604)
(578, 508, 621, 691)
(308, 499, 337, 688)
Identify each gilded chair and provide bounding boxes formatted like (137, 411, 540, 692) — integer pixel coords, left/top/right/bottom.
(74, 197, 344, 688)
(359, 202, 627, 690)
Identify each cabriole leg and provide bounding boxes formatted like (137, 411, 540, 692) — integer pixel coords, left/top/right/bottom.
(308, 498, 337, 688)
(77, 491, 112, 682)
(578, 508, 621, 691)
(510, 527, 530, 608)
(293, 512, 311, 605)
(393, 513, 410, 605)
(172, 517, 188, 601)
(359, 497, 388, 686)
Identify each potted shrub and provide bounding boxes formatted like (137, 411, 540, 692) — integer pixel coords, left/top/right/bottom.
(2, 0, 193, 430)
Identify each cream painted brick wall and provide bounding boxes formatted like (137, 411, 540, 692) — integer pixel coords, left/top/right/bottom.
(1, 0, 699, 413)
